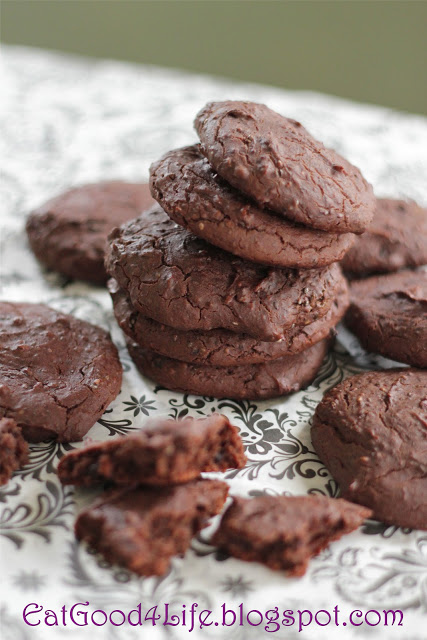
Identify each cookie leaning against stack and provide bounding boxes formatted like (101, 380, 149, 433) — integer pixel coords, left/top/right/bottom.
(106, 100, 375, 399)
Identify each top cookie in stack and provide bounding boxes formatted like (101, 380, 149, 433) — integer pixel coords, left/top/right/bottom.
(106, 101, 375, 400)
(151, 101, 375, 268)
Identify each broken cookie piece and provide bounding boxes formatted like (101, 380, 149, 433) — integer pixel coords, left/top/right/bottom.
(212, 495, 371, 576)
(0, 418, 29, 484)
(58, 414, 246, 487)
(75, 478, 228, 576)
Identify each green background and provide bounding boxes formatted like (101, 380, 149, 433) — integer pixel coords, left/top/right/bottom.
(2, 0, 427, 115)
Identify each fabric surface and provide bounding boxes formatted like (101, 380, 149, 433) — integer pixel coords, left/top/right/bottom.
(1, 46, 426, 640)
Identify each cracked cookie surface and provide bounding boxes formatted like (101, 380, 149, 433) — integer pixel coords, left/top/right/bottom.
(26, 181, 154, 284)
(0, 302, 122, 442)
(126, 337, 330, 400)
(110, 278, 348, 365)
(312, 369, 427, 530)
(346, 269, 427, 367)
(195, 101, 375, 233)
(106, 205, 345, 342)
(150, 145, 356, 268)
(341, 198, 427, 277)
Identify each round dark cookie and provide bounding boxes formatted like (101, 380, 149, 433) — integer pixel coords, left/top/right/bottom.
(126, 338, 330, 400)
(194, 101, 375, 233)
(105, 204, 345, 342)
(109, 278, 348, 365)
(341, 198, 427, 277)
(26, 181, 154, 284)
(346, 269, 427, 368)
(312, 369, 427, 530)
(0, 302, 122, 442)
(150, 145, 356, 269)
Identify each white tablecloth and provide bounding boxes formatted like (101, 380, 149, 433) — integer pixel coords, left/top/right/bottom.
(1, 46, 426, 640)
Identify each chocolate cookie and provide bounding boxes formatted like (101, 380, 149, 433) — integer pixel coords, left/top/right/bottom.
(0, 418, 29, 485)
(26, 181, 154, 284)
(110, 278, 348, 365)
(127, 338, 329, 400)
(346, 270, 427, 367)
(0, 302, 122, 442)
(150, 145, 356, 268)
(312, 369, 427, 530)
(194, 101, 374, 233)
(213, 495, 371, 575)
(75, 479, 228, 576)
(341, 198, 427, 277)
(58, 414, 246, 487)
(106, 205, 345, 342)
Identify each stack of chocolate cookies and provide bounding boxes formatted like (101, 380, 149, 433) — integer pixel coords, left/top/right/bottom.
(106, 101, 375, 399)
